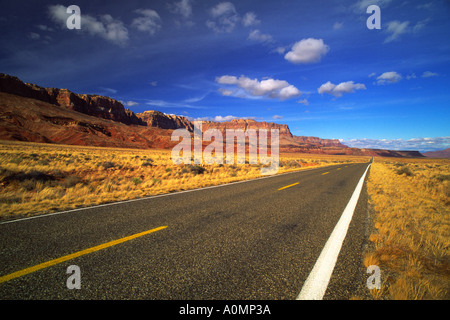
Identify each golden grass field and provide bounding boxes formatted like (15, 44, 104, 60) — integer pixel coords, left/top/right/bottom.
(365, 157, 449, 300)
(1, 140, 448, 300)
(0, 140, 368, 220)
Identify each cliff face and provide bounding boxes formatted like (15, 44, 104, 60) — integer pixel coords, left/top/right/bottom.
(201, 119, 292, 137)
(137, 110, 193, 131)
(293, 136, 348, 148)
(0, 73, 144, 126)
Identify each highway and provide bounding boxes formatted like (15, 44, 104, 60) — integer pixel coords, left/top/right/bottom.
(0, 162, 372, 300)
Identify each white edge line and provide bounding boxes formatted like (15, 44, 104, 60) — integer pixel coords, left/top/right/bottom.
(0, 163, 352, 225)
(296, 163, 371, 300)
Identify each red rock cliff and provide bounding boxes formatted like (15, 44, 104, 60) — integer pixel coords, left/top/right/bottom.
(0, 73, 144, 126)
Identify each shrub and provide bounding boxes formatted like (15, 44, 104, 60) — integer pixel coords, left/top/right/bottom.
(142, 159, 154, 167)
(3, 170, 55, 183)
(99, 161, 116, 170)
(132, 177, 142, 185)
(186, 164, 206, 175)
(433, 174, 450, 183)
(395, 166, 413, 176)
(62, 176, 82, 188)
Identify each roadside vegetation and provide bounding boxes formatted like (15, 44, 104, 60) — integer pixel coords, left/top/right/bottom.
(365, 157, 449, 300)
(0, 140, 368, 220)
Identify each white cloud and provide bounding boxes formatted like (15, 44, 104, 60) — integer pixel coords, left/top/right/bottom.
(354, 0, 392, 11)
(123, 101, 139, 107)
(213, 115, 237, 122)
(341, 137, 450, 153)
(168, 0, 192, 18)
(274, 46, 287, 55)
(318, 81, 366, 97)
(284, 38, 329, 64)
(132, 9, 162, 35)
(242, 12, 260, 27)
(248, 29, 273, 43)
(28, 32, 40, 40)
(216, 75, 301, 100)
(217, 88, 234, 96)
(422, 71, 439, 78)
(376, 71, 402, 84)
(191, 115, 257, 122)
(36, 24, 54, 32)
(48, 5, 129, 45)
(206, 2, 239, 33)
(272, 115, 284, 120)
(297, 99, 309, 106)
(383, 18, 428, 43)
(210, 2, 236, 17)
(413, 19, 429, 33)
(48, 4, 69, 25)
(333, 22, 343, 30)
(279, 85, 301, 100)
(384, 20, 410, 43)
(99, 87, 118, 95)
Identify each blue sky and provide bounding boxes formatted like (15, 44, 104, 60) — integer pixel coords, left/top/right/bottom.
(0, 0, 449, 152)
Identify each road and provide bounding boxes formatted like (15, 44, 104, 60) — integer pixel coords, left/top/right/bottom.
(0, 162, 372, 300)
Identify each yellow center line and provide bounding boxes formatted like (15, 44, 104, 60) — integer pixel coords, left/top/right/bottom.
(0, 225, 168, 284)
(321, 172, 330, 175)
(278, 182, 300, 190)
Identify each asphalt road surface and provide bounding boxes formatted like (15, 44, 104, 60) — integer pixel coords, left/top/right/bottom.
(0, 162, 372, 300)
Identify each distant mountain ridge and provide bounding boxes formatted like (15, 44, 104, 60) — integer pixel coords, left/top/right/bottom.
(0, 73, 424, 157)
(423, 148, 450, 158)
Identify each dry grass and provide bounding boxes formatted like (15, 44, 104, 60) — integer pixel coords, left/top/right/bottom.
(365, 157, 450, 300)
(0, 140, 368, 220)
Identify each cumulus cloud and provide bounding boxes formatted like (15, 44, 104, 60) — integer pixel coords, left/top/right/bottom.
(318, 81, 366, 97)
(48, 5, 129, 45)
(168, 0, 192, 18)
(248, 29, 273, 43)
(422, 71, 439, 78)
(297, 99, 309, 106)
(242, 12, 260, 27)
(206, 2, 239, 33)
(376, 71, 402, 84)
(341, 137, 450, 153)
(333, 22, 343, 30)
(217, 88, 234, 96)
(28, 32, 41, 40)
(216, 75, 301, 100)
(168, 0, 194, 26)
(213, 115, 237, 122)
(192, 115, 257, 122)
(123, 101, 139, 107)
(132, 9, 162, 35)
(354, 0, 392, 11)
(284, 38, 329, 64)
